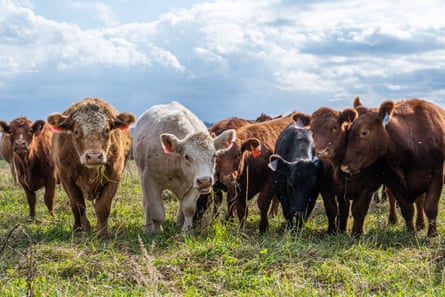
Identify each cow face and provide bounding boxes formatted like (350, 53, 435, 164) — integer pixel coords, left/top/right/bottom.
(341, 101, 393, 174)
(0, 117, 45, 157)
(48, 105, 135, 168)
(161, 129, 236, 194)
(285, 159, 321, 228)
(310, 107, 356, 160)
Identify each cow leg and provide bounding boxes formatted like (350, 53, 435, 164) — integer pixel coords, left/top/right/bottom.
(44, 177, 57, 217)
(257, 185, 273, 234)
(225, 185, 237, 221)
(179, 190, 200, 233)
(235, 192, 248, 231)
(272, 173, 289, 221)
(396, 196, 415, 233)
(414, 194, 425, 231)
(141, 175, 164, 234)
(338, 198, 350, 233)
(351, 192, 373, 236)
(423, 172, 442, 237)
(386, 187, 398, 225)
(94, 182, 120, 239)
(320, 189, 339, 234)
(62, 180, 91, 233)
(24, 189, 37, 217)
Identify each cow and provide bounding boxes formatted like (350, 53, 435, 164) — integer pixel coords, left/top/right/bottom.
(0, 117, 57, 218)
(341, 98, 445, 237)
(310, 105, 394, 235)
(195, 114, 280, 222)
(216, 112, 297, 233)
(133, 101, 236, 234)
(47, 98, 135, 239)
(1, 133, 18, 185)
(268, 116, 323, 230)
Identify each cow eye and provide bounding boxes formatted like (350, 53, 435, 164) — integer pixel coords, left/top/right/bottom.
(28, 128, 33, 134)
(360, 130, 369, 138)
(185, 154, 192, 162)
(331, 127, 337, 133)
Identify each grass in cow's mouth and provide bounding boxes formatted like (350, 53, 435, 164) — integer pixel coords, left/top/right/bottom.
(0, 160, 443, 296)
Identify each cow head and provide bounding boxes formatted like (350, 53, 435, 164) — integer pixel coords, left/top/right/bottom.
(0, 117, 46, 157)
(285, 158, 322, 228)
(341, 100, 393, 174)
(310, 105, 357, 161)
(47, 103, 136, 168)
(160, 129, 236, 194)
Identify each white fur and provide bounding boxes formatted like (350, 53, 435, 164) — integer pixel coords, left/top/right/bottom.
(133, 102, 235, 234)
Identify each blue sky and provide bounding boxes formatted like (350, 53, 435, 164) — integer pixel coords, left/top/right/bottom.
(1, 0, 445, 124)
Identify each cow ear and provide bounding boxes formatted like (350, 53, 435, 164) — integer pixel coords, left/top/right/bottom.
(353, 96, 362, 108)
(32, 120, 46, 136)
(293, 112, 311, 127)
(47, 113, 72, 133)
(241, 138, 261, 157)
(213, 129, 236, 152)
(160, 133, 182, 154)
(0, 121, 11, 134)
(339, 108, 357, 127)
(379, 100, 395, 126)
(114, 112, 136, 131)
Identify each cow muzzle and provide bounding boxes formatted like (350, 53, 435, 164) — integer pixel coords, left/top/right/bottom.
(82, 150, 107, 168)
(13, 140, 28, 154)
(196, 176, 213, 194)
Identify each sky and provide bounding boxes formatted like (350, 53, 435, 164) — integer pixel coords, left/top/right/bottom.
(1, 0, 445, 124)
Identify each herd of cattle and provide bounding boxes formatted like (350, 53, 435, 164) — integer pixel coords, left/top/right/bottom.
(0, 96, 444, 239)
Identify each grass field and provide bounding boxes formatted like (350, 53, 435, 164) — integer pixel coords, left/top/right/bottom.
(0, 160, 444, 296)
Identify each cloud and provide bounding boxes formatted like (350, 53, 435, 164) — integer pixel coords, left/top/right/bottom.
(1, 0, 445, 123)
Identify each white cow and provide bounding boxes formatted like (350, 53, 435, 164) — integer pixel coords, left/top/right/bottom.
(133, 102, 236, 234)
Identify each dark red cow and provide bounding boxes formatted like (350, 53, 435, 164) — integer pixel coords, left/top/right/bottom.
(341, 98, 445, 237)
(0, 117, 57, 217)
(216, 112, 297, 233)
(310, 105, 391, 235)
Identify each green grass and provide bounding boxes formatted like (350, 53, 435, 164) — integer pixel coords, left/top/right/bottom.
(0, 160, 444, 296)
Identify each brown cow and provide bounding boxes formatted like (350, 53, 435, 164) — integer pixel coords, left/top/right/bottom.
(47, 98, 136, 239)
(310, 105, 395, 235)
(196, 114, 280, 221)
(217, 112, 297, 233)
(341, 98, 445, 237)
(0, 117, 57, 217)
(1, 133, 18, 185)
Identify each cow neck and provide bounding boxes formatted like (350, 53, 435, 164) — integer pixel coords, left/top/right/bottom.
(13, 152, 32, 188)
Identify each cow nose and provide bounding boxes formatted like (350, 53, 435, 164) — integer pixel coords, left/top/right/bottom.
(85, 151, 105, 164)
(196, 176, 212, 189)
(14, 140, 27, 150)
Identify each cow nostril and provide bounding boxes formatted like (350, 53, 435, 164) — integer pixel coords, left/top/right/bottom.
(197, 177, 212, 187)
(85, 151, 105, 164)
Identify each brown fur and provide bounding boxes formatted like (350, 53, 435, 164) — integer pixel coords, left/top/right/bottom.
(47, 98, 135, 239)
(217, 112, 297, 233)
(1, 133, 18, 184)
(0, 117, 57, 217)
(342, 98, 445, 237)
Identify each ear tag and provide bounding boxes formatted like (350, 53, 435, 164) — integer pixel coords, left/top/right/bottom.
(383, 112, 390, 126)
(251, 144, 261, 158)
(50, 125, 63, 133)
(118, 125, 130, 131)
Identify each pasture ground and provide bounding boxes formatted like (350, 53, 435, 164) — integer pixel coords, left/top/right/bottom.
(0, 160, 444, 296)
